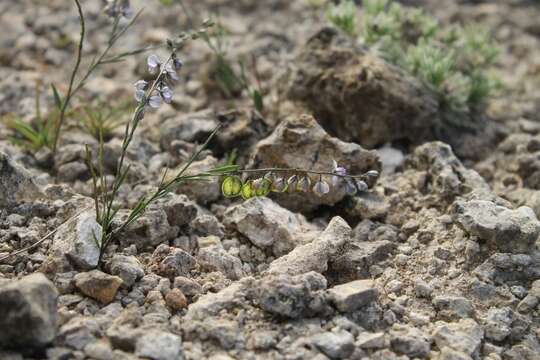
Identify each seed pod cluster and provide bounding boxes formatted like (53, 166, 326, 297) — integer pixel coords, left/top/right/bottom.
(221, 169, 379, 200)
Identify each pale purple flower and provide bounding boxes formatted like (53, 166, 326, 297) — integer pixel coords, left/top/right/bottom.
(134, 80, 148, 102)
(172, 56, 183, 71)
(147, 54, 161, 74)
(104, 0, 132, 19)
(159, 85, 173, 104)
(356, 180, 368, 192)
(164, 62, 179, 81)
(148, 94, 162, 108)
(345, 179, 357, 195)
(119, 0, 133, 18)
(332, 160, 347, 186)
(313, 179, 330, 197)
(135, 90, 145, 102)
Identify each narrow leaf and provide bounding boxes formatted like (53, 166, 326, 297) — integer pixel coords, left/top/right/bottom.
(51, 84, 63, 110)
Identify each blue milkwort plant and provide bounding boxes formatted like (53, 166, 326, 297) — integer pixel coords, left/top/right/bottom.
(0, 1, 381, 268)
(75, 7, 380, 268)
(49, 0, 157, 152)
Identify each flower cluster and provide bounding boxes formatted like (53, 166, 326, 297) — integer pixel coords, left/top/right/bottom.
(221, 161, 379, 200)
(134, 53, 183, 109)
(104, 0, 132, 19)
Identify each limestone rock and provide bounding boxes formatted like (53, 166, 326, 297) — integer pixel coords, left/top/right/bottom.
(248, 114, 380, 212)
(170, 155, 221, 204)
(389, 324, 431, 358)
(433, 295, 475, 320)
(108, 255, 144, 289)
(0, 151, 42, 208)
(224, 197, 319, 256)
(310, 330, 355, 359)
(284, 27, 438, 149)
(0, 274, 58, 350)
(135, 331, 183, 360)
(198, 245, 245, 280)
(50, 211, 101, 271)
(433, 319, 484, 358)
(253, 271, 328, 318)
(453, 200, 540, 253)
(114, 206, 177, 251)
(265, 216, 351, 275)
(327, 279, 379, 313)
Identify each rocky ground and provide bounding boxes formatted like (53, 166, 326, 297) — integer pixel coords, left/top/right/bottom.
(1, 0, 540, 359)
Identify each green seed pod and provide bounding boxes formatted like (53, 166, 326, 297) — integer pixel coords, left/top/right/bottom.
(297, 176, 311, 192)
(255, 178, 272, 197)
(287, 175, 298, 193)
(271, 178, 288, 192)
(221, 176, 243, 198)
(241, 180, 255, 200)
(313, 180, 330, 197)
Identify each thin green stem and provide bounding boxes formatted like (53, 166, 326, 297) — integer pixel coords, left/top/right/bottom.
(228, 167, 376, 179)
(52, 0, 85, 152)
(52, 7, 145, 152)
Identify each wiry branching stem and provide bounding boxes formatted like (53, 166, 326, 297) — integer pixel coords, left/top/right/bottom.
(52, 0, 85, 152)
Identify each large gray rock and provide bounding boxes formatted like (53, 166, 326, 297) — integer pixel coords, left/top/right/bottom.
(433, 295, 475, 320)
(328, 240, 396, 283)
(453, 200, 540, 253)
(247, 114, 380, 212)
(0, 273, 58, 350)
(389, 324, 431, 358)
(168, 155, 221, 205)
(113, 206, 177, 251)
(224, 197, 319, 257)
(0, 151, 42, 208)
(327, 279, 379, 313)
(283, 27, 438, 149)
(108, 255, 145, 289)
(186, 280, 252, 320)
(265, 216, 351, 275)
(152, 245, 197, 278)
(411, 142, 492, 201)
(135, 331, 183, 360)
(310, 330, 355, 359)
(483, 307, 513, 342)
(160, 108, 269, 165)
(197, 245, 245, 280)
(432, 319, 484, 358)
(473, 253, 540, 286)
(49, 210, 101, 271)
(253, 271, 328, 319)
